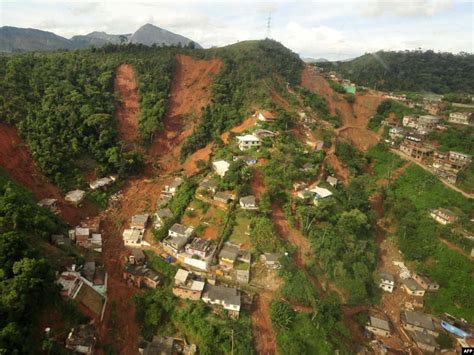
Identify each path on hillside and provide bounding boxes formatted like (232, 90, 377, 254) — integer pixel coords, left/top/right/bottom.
(115, 64, 140, 146)
(97, 55, 223, 353)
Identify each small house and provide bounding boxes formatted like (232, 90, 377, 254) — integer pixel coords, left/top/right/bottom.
(256, 110, 277, 122)
(165, 177, 184, 195)
(379, 272, 395, 293)
(212, 160, 230, 177)
(326, 176, 338, 187)
(401, 310, 438, 337)
(126, 247, 146, 265)
(57, 271, 83, 298)
(201, 285, 241, 318)
(185, 238, 213, 259)
(199, 178, 218, 195)
(236, 134, 261, 151)
(389, 127, 405, 140)
(366, 316, 391, 337)
(260, 253, 281, 269)
(131, 214, 149, 230)
(154, 208, 172, 228)
(163, 224, 195, 255)
(401, 278, 425, 297)
(122, 229, 143, 247)
(409, 330, 437, 353)
(449, 112, 474, 126)
(214, 191, 233, 204)
(429, 208, 457, 225)
(240, 195, 258, 210)
(172, 269, 205, 300)
(412, 272, 439, 292)
(123, 264, 162, 289)
(219, 244, 240, 269)
(65, 324, 97, 354)
(65, 190, 86, 206)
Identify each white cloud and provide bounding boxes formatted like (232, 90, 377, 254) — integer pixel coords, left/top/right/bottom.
(361, 0, 454, 17)
(0, 0, 470, 60)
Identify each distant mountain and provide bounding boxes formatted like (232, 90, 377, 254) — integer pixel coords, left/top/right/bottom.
(0, 26, 74, 52)
(70, 31, 132, 47)
(0, 24, 201, 52)
(318, 50, 474, 94)
(129, 24, 201, 48)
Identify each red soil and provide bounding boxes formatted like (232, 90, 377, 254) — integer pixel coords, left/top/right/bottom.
(301, 67, 383, 152)
(251, 292, 277, 355)
(95, 55, 224, 352)
(114, 64, 140, 145)
(147, 54, 223, 172)
(0, 122, 96, 225)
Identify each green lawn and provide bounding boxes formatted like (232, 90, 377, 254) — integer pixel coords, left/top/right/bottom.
(229, 211, 251, 246)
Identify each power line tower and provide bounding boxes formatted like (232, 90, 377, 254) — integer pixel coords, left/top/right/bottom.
(266, 13, 272, 39)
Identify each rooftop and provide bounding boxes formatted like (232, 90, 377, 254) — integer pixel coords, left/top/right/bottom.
(402, 278, 424, 292)
(204, 285, 241, 306)
(219, 244, 240, 261)
(240, 195, 256, 205)
(123, 229, 142, 243)
(132, 214, 149, 226)
(409, 330, 437, 347)
(236, 134, 260, 142)
(187, 238, 211, 252)
(310, 186, 333, 198)
(200, 178, 218, 189)
(380, 272, 394, 282)
(156, 208, 173, 219)
(169, 223, 194, 236)
(174, 268, 190, 284)
(402, 310, 435, 331)
(169, 177, 184, 189)
(370, 316, 390, 331)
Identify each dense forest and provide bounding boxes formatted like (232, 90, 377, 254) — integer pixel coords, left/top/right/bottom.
(0, 170, 66, 353)
(318, 50, 474, 94)
(0, 45, 175, 189)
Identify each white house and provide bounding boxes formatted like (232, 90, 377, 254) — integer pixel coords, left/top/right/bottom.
(379, 272, 395, 293)
(310, 186, 333, 203)
(239, 195, 258, 210)
(236, 134, 261, 151)
(449, 112, 474, 125)
(123, 229, 143, 247)
(165, 177, 184, 195)
(212, 160, 230, 177)
(201, 285, 241, 318)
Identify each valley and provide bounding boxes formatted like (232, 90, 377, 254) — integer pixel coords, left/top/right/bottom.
(0, 39, 473, 355)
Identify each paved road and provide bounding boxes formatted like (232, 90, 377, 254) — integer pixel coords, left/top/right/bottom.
(390, 149, 474, 199)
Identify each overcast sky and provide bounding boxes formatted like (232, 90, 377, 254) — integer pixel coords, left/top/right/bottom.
(1, 0, 473, 60)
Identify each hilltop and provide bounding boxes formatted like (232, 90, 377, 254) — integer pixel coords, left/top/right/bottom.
(318, 50, 474, 94)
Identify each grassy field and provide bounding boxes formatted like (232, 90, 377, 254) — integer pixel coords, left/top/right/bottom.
(228, 210, 251, 247)
(366, 144, 404, 181)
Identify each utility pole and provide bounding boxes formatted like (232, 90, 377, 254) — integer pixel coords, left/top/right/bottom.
(266, 13, 272, 39)
(231, 329, 234, 355)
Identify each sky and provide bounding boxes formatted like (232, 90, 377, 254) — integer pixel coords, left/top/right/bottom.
(1, 0, 473, 60)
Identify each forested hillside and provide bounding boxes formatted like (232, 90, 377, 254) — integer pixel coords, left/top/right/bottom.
(0, 46, 175, 189)
(318, 50, 474, 93)
(0, 169, 66, 353)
